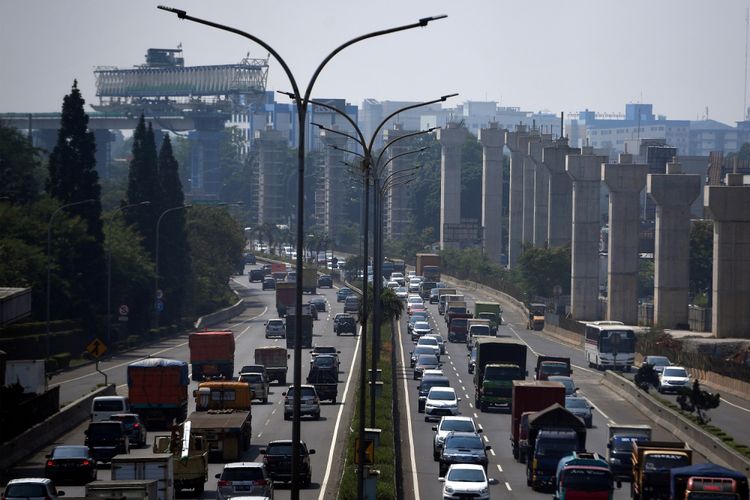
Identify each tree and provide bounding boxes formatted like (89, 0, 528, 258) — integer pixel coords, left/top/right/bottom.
(46, 80, 106, 320)
(515, 244, 571, 298)
(157, 135, 190, 325)
(380, 287, 403, 322)
(0, 122, 45, 204)
(125, 116, 160, 259)
(676, 379, 721, 424)
(690, 220, 713, 302)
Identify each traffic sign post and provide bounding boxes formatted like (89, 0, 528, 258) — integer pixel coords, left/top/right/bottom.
(118, 304, 129, 322)
(354, 438, 374, 465)
(86, 338, 107, 358)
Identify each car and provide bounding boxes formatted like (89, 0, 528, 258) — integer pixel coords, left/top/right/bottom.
(417, 335, 441, 354)
(422, 369, 445, 378)
(243, 253, 257, 265)
(407, 302, 426, 315)
(410, 345, 441, 367)
(644, 355, 672, 375)
(438, 431, 491, 477)
(658, 365, 691, 393)
(283, 385, 320, 420)
(215, 462, 273, 500)
(440, 463, 496, 500)
(408, 312, 429, 333)
(262, 277, 276, 290)
(249, 268, 266, 282)
(548, 375, 578, 396)
(307, 301, 319, 320)
(311, 346, 341, 369)
(260, 440, 315, 488)
(393, 286, 407, 300)
(239, 371, 270, 404)
(391, 272, 405, 286)
(84, 420, 129, 463)
(425, 334, 446, 355)
(418, 374, 451, 413)
(408, 282, 420, 294)
(310, 353, 338, 372)
(265, 318, 285, 338)
(432, 416, 483, 460)
(411, 321, 433, 341)
(2, 478, 64, 500)
(45, 445, 97, 485)
(467, 347, 477, 374)
(334, 314, 357, 336)
(425, 386, 461, 422)
(336, 287, 353, 302)
(414, 354, 441, 380)
(386, 281, 400, 290)
(317, 275, 333, 288)
(565, 396, 593, 428)
(109, 413, 147, 447)
(91, 395, 130, 422)
(344, 295, 360, 313)
(430, 289, 440, 304)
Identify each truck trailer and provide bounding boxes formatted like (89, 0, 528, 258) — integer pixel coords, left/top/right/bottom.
(188, 331, 235, 381)
(127, 358, 189, 429)
(473, 338, 527, 411)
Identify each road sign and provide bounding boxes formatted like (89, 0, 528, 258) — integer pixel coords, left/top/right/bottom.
(118, 304, 129, 316)
(354, 438, 374, 465)
(156, 299, 165, 313)
(86, 338, 107, 358)
(156, 289, 164, 300)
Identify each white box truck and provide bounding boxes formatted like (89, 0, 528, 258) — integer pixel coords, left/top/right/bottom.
(111, 451, 174, 500)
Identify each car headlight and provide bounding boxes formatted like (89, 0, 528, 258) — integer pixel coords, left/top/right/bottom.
(610, 457, 621, 465)
(444, 486, 454, 493)
(479, 487, 488, 495)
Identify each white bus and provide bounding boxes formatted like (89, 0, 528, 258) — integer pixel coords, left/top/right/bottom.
(584, 321, 636, 371)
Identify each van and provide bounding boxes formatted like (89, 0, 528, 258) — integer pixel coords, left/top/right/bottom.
(344, 296, 360, 314)
(91, 395, 130, 422)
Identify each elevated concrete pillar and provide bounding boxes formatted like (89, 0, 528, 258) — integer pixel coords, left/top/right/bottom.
(567, 147, 607, 320)
(648, 160, 701, 329)
(543, 139, 580, 248)
(438, 124, 469, 249)
(602, 155, 647, 324)
(705, 173, 750, 338)
(530, 134, 555, 247)
(479, 123, 506, 264)
(505, 126, 529, 267)
(522, 133, 538, 245)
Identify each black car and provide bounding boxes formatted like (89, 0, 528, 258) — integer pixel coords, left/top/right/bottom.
(250, 269, 266, 282)
(244, 252, 257, 265)
(262, 277, 276, 290)
(318, 275, 333, 288)
(307, 302, 319, 320)
(261, 440, 316, 487)
(334, 314, 357, 336)
(438, 431, 491, 477)
(85, 420, 130, 462)
(309, 296, 327, 312)
(109, 413, 147, 447)
(45, 445, 97, 485)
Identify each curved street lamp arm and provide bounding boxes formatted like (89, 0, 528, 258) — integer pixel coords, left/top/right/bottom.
(310, 120, 364, 150)
(377, 148, 427, 178)
(368, 93, 457, 152)
(303, 97, 367, 147)
(331, 144, 365, 158)
(381, 166, 420, 192)
(374, 127, 437, 169)
(382, 172, 418, 193)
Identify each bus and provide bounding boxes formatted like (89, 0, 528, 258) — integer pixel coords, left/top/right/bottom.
(584, 321, 635, 371)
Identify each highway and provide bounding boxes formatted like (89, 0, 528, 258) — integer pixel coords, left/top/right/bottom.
(4, 263, 359, 499)
(396, 280, 709, 499)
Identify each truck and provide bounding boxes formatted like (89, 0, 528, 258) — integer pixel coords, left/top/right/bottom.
(527, 302, 547, 330)
(631, 441, 692, 500)
(419, 281, 437, 300)
(511, 381, 566, 461)
(526, 403, 588, 491)
(306, 363, 338, 403)
(554, 451, 613, 500)
(276, 281, 296, 316)
(189, 381, 253, 462)
(670, 464, 749, 500)
(302, 267, 318, 294)
(444, 300, 468, 325)
(4, 359, 46, 395)
(86, 479, 159, 499)
(473, 338, 527, 411)
(255, 346, 289, 384)
(535, 356, 572, 381)
(416, 253, 441, 282)
(285, 305, 313, 349)
(111, 450, 175, 500)
(606, 424, 652, 482)
(467, 318, 493, 346)
(474, 301, 503, 334)
(188, 330, 235, 381)
(436, 288, 457, 310)
(127, 358, 189, 429)
(152, 420, 208, 496)
(448, 314, 473, 343)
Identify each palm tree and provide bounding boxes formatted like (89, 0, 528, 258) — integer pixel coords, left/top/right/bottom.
(380, 287, 403, 322)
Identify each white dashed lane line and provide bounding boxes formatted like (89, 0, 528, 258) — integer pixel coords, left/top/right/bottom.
(496, 465, 503, 472)
(505, 482, 512, 491)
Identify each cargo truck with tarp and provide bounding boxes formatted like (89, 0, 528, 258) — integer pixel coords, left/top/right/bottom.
(127, 358, 189, 429)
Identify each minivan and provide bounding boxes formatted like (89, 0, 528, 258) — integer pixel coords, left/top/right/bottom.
(344, 296, 360, 314)
(90, 395, 130, 422)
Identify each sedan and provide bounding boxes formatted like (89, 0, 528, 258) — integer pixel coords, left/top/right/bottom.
(658, 365, 691, 393)
(644, 355, 672, 375)
(265, 319, 286, 338)
(336, 287, 353, 302)
(395, 287, 409, 301)
(565, 396, 593, 428)
(432, 416, 482, 460)
(439, 431, 491, 477)
(425, 334, 446, 355)
(412, 321, 433, 341)
(417, 335, 441, 357)
(408, 312, 429, 333)
(414, 354, 441, 380)
(45, 445, 97, 485)
(548, 375, 578, 396)
(410, 345, 441, 367)
(425, 387, 460, 422)
(309, 296, 327, 312)
(440, 464, 497, 500)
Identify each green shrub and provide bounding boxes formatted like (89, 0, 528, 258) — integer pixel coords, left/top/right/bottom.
(44, 358, 58, 373)
(51, 352, 71, 370)
(126, 335, 142, 348)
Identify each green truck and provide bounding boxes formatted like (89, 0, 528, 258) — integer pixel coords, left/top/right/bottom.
(285, 305, 313, 349)
(474, 301, 503, 334)
(473, 338, 528, 412)
(301, 268, 317, 294)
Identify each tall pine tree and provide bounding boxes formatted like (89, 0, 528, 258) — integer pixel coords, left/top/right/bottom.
(157, 135, 190, 325)
(46, 80, 106, 320)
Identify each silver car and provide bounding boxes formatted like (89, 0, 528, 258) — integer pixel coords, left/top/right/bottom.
(432, 416, 482, 460)
(265, 318, 285, 338)
(239, 371, 270, 404)
(283, 385, 320, 420)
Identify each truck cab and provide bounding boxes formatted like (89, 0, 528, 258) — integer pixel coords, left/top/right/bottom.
(536, 356, 572, 381)
(554, 451, 613, 500)
(528, 303, 547, 330)
(193, 381, 252, 411)
(631, 441, 692, 500)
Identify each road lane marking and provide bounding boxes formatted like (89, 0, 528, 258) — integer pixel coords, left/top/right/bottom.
(474, 412, 478, 419)
(505, 482, 512, 491)
(318, 324, 362, 500)
(461, 386, 465, 391)
(469, 403, 474, 408)
(457, 378, 462, 384)
(720, 397, 750, 413)
(483, 435, 489, 443)
(396, 320, 421, 500)
(258, 432, 263, 438)
(496, 465, 503, 472)
(490, 449, 495, 456)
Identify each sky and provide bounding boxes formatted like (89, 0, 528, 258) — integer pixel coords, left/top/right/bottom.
(1, 0, 749, 125)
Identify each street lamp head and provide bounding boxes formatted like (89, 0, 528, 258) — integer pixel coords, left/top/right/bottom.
(440, 93, 459, 101)
(277, 90, 295, 99)
(419, 14, 448, 26)
(139, 201, 151, 206)
(157, 5, 187, 18)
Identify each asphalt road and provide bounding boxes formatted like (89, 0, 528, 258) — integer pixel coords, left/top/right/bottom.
(396, 282, 708, 500)
(4, 263, 360, 499)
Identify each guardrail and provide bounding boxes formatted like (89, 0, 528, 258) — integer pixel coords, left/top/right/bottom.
(193, 293, 246, 330)
(601, 371, 750, 475)
(0, 383, 116, 472)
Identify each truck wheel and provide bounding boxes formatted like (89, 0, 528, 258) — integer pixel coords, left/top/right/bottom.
(314, 411, 321, 420)
(262, 397, 268, 404)
(195, 484, 204, 497)
(331, 395, 336, 404)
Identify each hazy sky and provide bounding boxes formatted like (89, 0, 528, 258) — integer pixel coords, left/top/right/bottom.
(1, 0, 749, 125)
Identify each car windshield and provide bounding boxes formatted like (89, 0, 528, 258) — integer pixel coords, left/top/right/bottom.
(647, 356, 670, 366)
(408, 297, 422, 304)
(267, 443, 295, 455)
(88, 424, 120, 437)
(542, 362, 569, 375)
(5, 484, 48, 497)
(418, 338, 438, 346)
(418, 356, 439, 367)
(536, 437, 578, 455)
(94, 400, 124, 411)
(429, 390, 455, 401)
(268, 320, 283, 327)
(612, 435, 647, 452)
(470, 326, 491, 335)
(446, 436, 483, 449)
(314, 357, 335, 368)
(663, 367, 688, 378)
(484, 366, 523, 379)
(51, 446, 89, 458)
(415, 346, 436, 355)
(446, 467, 486, 482)
(644, 454, 691, 470)
(240, 373, 263, 383)
(566, 398, 589, 409)
(414, 322, 431, 330)
(315, 347, 336, 354)
(441, 420, 475, 433)
(287, 387, 316, 398)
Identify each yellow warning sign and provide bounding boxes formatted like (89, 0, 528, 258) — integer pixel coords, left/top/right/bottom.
(86, 338, 107, 358)
(354, 438, 374, 465)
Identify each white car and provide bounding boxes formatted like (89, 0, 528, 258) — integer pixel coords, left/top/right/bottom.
(391, 272, 405, 286)
(2, 478, 64, 500)
(215, 462, 273, 500)
(386, 281, 400, 290)
(425, 334, 446, 355)
(412, 321, 433, 341)
(425, 386, 460, 421)
(395, 287, 408, 300)
(440, 463, 496, 500)
(432, 416, 482, 460)
(417, 335, 441, 354)
(658, 365, 691, 393)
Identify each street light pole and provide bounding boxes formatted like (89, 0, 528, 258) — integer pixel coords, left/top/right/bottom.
(154, 204, 191, 330)
(107, 201, 150, 350)
(46, 198, 95, 360)
(158, 8, 446, 498)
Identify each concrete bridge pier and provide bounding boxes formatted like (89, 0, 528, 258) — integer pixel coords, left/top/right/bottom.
(505, 126, 530, 268)
(478, 123, 506, 264)
(438, 123, 469, 250)
(529, 134, 551, 247)
(522, 132, 539, 246)
(543, 139, 580, 248)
